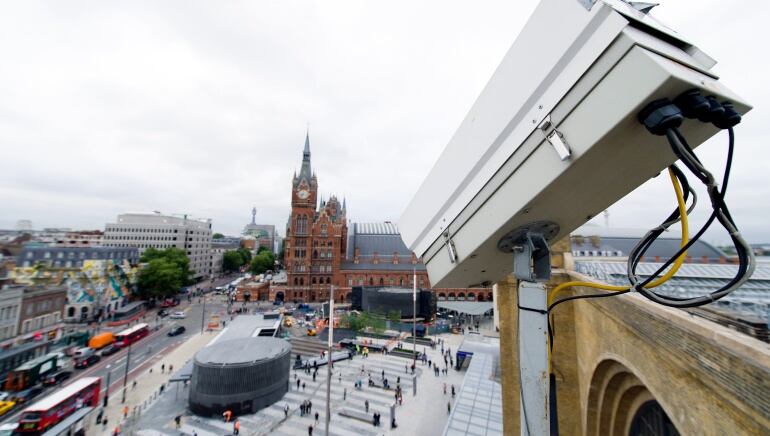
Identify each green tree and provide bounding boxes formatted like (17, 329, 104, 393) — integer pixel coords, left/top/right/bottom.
(137, 258, 183, 299)
(141, 247, 192, 285)
(249, 251, 275, 275)
(387, 310, 402, 327)
(137, 248, 193, 298)
(237, 248, 253, 264)
(212, 233, 224, 239)
(222, 251, 245, 273)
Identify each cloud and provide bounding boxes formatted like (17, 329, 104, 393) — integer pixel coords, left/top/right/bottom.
(0, 0, 766, 247)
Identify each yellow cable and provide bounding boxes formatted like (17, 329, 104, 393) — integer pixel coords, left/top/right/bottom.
(546, 168, 688, 369)
(547, 168, 689, 307)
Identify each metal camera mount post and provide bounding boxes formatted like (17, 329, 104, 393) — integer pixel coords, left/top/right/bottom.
(498, 221, 559, 436)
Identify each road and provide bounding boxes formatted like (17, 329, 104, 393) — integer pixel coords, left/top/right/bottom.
(0, 276, 236, 426)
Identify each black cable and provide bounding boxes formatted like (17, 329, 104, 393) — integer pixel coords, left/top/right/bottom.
(631, 127, 753, 307)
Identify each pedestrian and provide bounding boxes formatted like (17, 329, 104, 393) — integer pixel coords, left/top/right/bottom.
(169, 364, 173, 373)
(381, 369, 385, 380)
(174, 415, 181, 429)
(102, 418, 108, 429)
(365, 399, 369, 413)
(443, 382, 447, 395)
(132, 380, 137, 390)
(223, 409, 232, 422)
(308, 425, 313, 435)
(296, 379, 301, 390)
(343, 387, 347, 400)
(123, 405, 129, 419)
(312, 372, 316, 382)
(233, 419, 240, 435)
(302, 382, 306, 391)
(161, 363, 165, 373)
(300, 402, 305, 416)
(315, 411, 319, 423)
(284, 404, 289, 417)
(112, 425, 120, 436)
(447, 401, 451, 414)
(451, 385, 456, 398)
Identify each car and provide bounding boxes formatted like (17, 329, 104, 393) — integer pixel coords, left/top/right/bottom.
(74, 354, 101, 369)
(0, 392, 10, 402)
(160, 298, 179, 308)
(158, 309, 169, 318)
(42, 371, 72, 387)
(167, 326, 186, 337)
(169, 311, 186, 319)
(100, 344, 121, 357)
(0, 400, 14, 416)
(14, 386, 43, 404)
(0, 423, 17, 436)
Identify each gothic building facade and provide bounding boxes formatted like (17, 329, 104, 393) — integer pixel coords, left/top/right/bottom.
(281, 133, 488, 304)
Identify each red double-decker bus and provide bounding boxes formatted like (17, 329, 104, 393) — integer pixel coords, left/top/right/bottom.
(114, 323, 150, 347)
(16, 377, 100, 433)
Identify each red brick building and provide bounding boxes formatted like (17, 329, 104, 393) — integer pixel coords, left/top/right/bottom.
(281, 134, 489, 303)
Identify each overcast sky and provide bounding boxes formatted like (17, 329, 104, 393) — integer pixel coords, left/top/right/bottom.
(0, 0, 766, 246)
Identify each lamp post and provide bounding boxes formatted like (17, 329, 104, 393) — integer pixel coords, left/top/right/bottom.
(121, 342, 132, 404)
(325, 285, 334, 436)
(200, 293, 207, 334)
(413, 269, 417, 366)
(103, 364, 112, 407)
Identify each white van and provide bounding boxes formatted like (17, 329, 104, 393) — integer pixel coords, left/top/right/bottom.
(73, 347, 94, 361)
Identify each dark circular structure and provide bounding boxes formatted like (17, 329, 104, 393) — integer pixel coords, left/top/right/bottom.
(189, 337, 291, 416)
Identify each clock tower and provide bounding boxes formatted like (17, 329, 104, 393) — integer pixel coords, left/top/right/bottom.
(285, 132, 318, 300)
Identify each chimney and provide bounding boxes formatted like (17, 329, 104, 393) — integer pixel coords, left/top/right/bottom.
(393, 252, 399, 264)
(354, 248, 360, 264)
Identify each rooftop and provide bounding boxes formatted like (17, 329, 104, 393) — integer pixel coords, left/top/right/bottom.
(195, 337, 291, 366)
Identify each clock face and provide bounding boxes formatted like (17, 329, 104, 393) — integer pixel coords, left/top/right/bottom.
(298, 189, 309, 199)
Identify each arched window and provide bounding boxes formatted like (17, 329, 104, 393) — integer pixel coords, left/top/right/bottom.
(369, 277, 374, 286)
(312, 277, 317, 284)
(321, 224, 328, 236)
(326, 277, 331, 284)
(399, 278, 404, 286)
(67, 307, 75, 318)
(379, 278, 384, 286)
(458, 292, 466, 301)
(295, 215, 308, 234)
(299, 278, 304, 286)
(448, 293, 456, 301)
(313, 250, 318, 259)
(438, 293, 446, 301)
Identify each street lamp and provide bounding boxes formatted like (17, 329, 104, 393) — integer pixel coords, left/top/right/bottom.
(325, 284, 334, 436)
(103, 364, 112, 407)
(413, 269, 417, 366)
(121, 343, 132, 404)
(200, 294, 207, 334)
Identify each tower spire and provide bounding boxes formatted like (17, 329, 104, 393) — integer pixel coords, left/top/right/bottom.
(251, 206, 256, 225)
(295, 130, 313, 187)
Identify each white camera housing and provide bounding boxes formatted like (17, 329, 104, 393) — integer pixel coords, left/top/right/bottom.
(399, 0, 751, 288)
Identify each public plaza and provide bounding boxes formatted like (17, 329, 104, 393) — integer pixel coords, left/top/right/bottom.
(94, 313, 500, 436)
